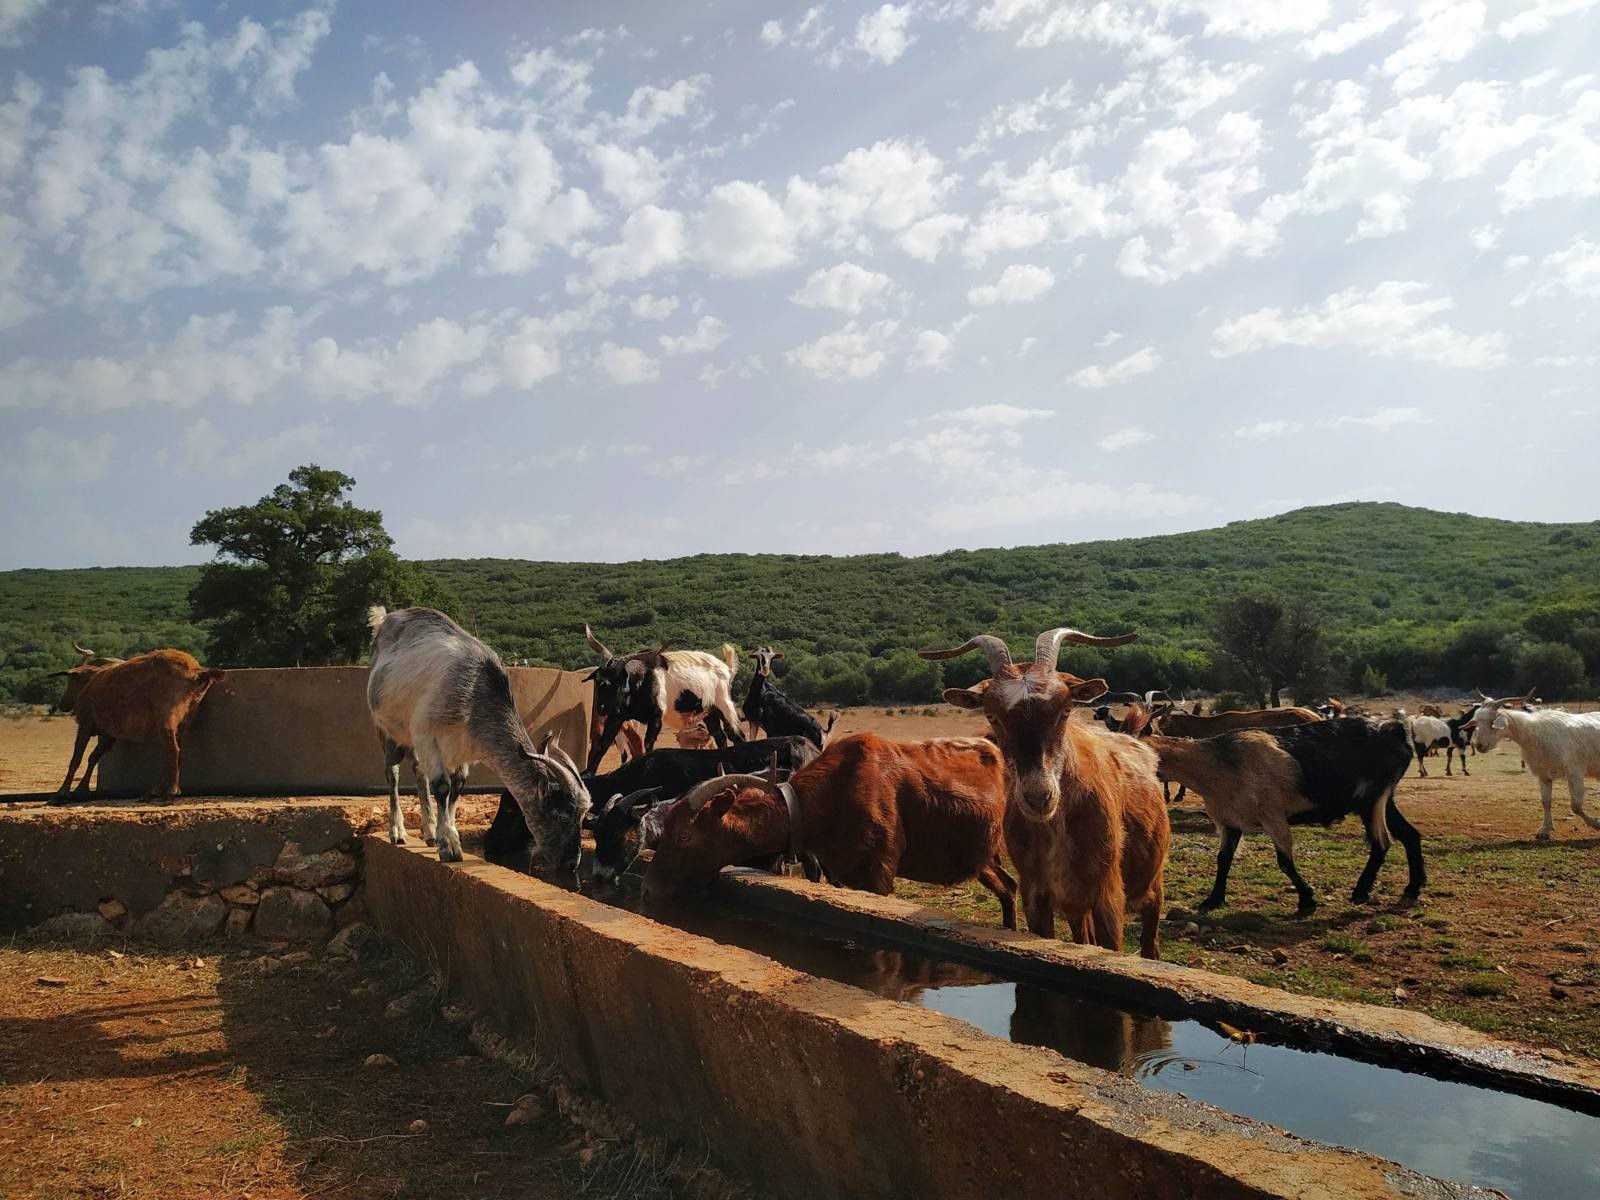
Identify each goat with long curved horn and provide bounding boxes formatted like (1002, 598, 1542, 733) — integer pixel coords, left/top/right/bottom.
(917, 635, 1015, 675)
(582, 623, 613, 660)
(1032, 627, 1138, 671)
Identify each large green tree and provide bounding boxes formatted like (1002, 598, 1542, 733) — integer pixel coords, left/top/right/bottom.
(1211, 592, 1333, 707)
(189, 465, 460, 667)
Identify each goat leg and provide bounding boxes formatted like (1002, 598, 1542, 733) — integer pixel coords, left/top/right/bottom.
(382, 738, 408, 845)
(1197, 825, 1242, 912)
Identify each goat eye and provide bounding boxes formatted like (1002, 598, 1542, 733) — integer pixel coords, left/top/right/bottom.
(677, 832, 690, 844)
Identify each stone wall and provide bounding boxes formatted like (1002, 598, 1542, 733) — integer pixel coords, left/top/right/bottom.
(1, 802, 372, 939)
(95, 665, 591, 796)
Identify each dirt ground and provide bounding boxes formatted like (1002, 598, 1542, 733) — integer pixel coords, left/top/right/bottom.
(0, 935, 725, 1200)
(5, 703, 1600, 1064)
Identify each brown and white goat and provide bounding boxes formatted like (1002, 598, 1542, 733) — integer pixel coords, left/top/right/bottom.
(642, 733, 1019, 929)
(921, 629, 1169, 959)
(54, 650, 226, 800)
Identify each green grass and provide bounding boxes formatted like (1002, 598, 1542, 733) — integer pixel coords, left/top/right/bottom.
(1458, 972, 1516, 998)
(1321, 933, 1375, 962)
(1440, 950, 1495, 970)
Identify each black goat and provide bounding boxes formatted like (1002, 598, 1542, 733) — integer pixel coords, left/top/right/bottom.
(741, 647, 836, 748)
(484, 735, 822, 866)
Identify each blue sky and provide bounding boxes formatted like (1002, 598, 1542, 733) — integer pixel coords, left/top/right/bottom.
(1, 0, 1596, 568)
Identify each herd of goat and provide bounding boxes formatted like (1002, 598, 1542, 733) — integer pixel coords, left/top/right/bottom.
(45, 607, 1600, 961)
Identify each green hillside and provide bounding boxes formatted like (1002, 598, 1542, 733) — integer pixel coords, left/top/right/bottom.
(5, 503, 1598, 705)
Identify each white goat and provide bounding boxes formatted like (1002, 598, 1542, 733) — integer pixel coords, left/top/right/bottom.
(1468, 692, 1600, 840)
(367, 606, 592, 868)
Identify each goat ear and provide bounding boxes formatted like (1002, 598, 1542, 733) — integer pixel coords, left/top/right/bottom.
(773, 650, 784, 661)
(625, 659, 647, 679)
(581, 670, 597, 683)
(942, 686, 985, 711)
(706, 787, 737, 819)
(1070, 677, 1110, 704)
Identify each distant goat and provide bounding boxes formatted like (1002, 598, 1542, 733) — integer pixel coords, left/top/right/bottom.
(740, 647, 835, 748)
(675, 719, 715, 750)
(1139, 713, 1422, 916)
(581, 624, 745, 773)
(1467, 691, 1600, 840)
(53, 649, 226, 800)
(367, 607, 591, 869)
(1403, 713, 1455, 777)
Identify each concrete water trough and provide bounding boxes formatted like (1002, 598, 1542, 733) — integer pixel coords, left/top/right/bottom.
(366, 840, 1600, 1200)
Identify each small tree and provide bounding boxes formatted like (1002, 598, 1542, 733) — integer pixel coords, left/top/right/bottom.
(1514, 641, 1586, 700)
(1211, 592, 1332, 707)
(189, 465, 460, 667)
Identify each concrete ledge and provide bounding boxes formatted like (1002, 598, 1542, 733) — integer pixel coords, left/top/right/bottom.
(365, 839, 1492, 1200)
(711, 868, 1600, 1112)
(96, 665, 591, 795)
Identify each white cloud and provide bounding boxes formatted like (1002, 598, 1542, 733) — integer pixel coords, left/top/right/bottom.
(589, 142, 668, 207)
(927, 404, 1053, 427)
(898, 213, 967, 261)
(598, 341, 660, 384)
(1300, 7, 1402, 58)
(791, 261, 894, 313)
(787, 320, 899, 380)
(1234, 420, 1304, 441)
(1174, 0, 1329, 39)
(613, 74, 710, 139)
(1213, 281, 1509, 368)
(968, 263, 1055, 305)
(697, 179, 795, 275)
(1498, 0, 1599, 39)
(1097, 426, 1153, 452)
(659, 315, 728, 355)
(759, 19, 785, 47)
(589, 204, 685, 284)
(631, 293, 679, 320)
(1501, 125, 1600, 209)
(792, 138, 954, 240)
(1072, 346, 1161, 389)
(1528, 237, 1600, 298)
(1095, 330, 1123, 348)
(907, 330, 952, 370)
(1382, 2, 1484, 94)
(0, 0, 49, 47)
(853, 5, 915, 64)
(1317, 406, 1431, 432)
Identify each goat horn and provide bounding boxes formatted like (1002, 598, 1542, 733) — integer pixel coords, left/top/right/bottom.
(72, 640, 95, 665)
(582, 623, 613, 660)
(622, 786, 662, 812)
(1032, 627, 1138, 671)
(917, 635, 1014, 675)
(1098, 691, 1144, 705)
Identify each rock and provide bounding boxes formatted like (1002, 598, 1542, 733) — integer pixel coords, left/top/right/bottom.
(1393, 986, 1409, 1003)
(35, 976, 70, 987)
(274, 846, 358, 889)
(1183, 922, 1200, 936)
(134, 892, 227, 946)
(254, 888, 332, 941)
(576, 1147, 595, 1166)
(253, 955, 284, 974)
(281, 950, 315, 965)
(325, 922, 377, 960)
(363, 1053, 397, 1070)
(225, 908, 253, 937)
(98, 899, 128, 922)
(316, 883, 356, 905)
(385, 987, 435, 1021)
(1551, 984, 1570, 1000)
(219, 885, 259, 906)
(505, 1094, 546, 1126)
(35, 911, 115, 939)
(1271, 947, 1289, 966)
(407, 1119, 429, 1134)
(334, 893, 369, 929)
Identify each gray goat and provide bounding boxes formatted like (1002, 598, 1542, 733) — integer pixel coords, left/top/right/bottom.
(366, 606, 591, 869)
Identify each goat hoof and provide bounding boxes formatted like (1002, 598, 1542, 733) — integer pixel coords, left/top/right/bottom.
(1196, 900, 1222, 914)
(1294, 902, 1318, 918)
(437, 845, 464, 864)
(424, 836, 437, 847)
(1534, 830, 1553, 842)
(390, 832, 407, 846)
(1350, 891, 1371, 905)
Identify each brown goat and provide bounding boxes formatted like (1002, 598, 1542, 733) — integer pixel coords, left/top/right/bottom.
(922, 629, 1169, 959)
(52, 640, 126, 714)
(642, 733, 1018, 929)
(55, 650, 226, 800)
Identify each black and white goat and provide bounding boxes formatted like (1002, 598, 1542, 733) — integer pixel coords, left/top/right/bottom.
(741, 647, 837, 748)
(1140, 713, 1422, 916)
(367, 607, 591, 869)
(581, 623, 745, 774)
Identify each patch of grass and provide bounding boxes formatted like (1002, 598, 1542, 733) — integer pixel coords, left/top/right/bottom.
(1320, 933, 1374, 962)
(1457, 972, 1515, 998)
(1440, 950, 1494, 970)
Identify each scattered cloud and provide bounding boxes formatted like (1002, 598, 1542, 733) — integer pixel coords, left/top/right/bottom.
(791, 262, 894, 313)
(659, 315, 728, 355)
(1235, 420, 1304, 441)
(597, 341, 660, 384)
(1072, 346, 1161, 389)
(1097, 426, 1153, 452)
(786, 320, 899, 380)
(968, 263, 1055, 305)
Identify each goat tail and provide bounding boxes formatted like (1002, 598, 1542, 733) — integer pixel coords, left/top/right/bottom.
(366, 606, 389, 637)
(722, 642, 738, 672)
(824, 711, 839, 733)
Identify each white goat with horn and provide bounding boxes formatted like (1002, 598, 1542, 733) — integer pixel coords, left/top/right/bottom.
(1466, 689, 1600, 841)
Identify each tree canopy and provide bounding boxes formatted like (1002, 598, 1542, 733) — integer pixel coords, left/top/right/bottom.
(188, 465, 459, 667)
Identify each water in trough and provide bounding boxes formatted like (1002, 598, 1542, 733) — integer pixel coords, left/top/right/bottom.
(514, 857, 1599, 1200)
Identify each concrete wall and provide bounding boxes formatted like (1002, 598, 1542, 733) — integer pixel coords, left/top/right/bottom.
(97, 665, 590, 795)
(366, 841, 1491, 1200)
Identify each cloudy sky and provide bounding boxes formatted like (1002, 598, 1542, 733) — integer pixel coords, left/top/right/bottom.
(0, 0, 1596, 569)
